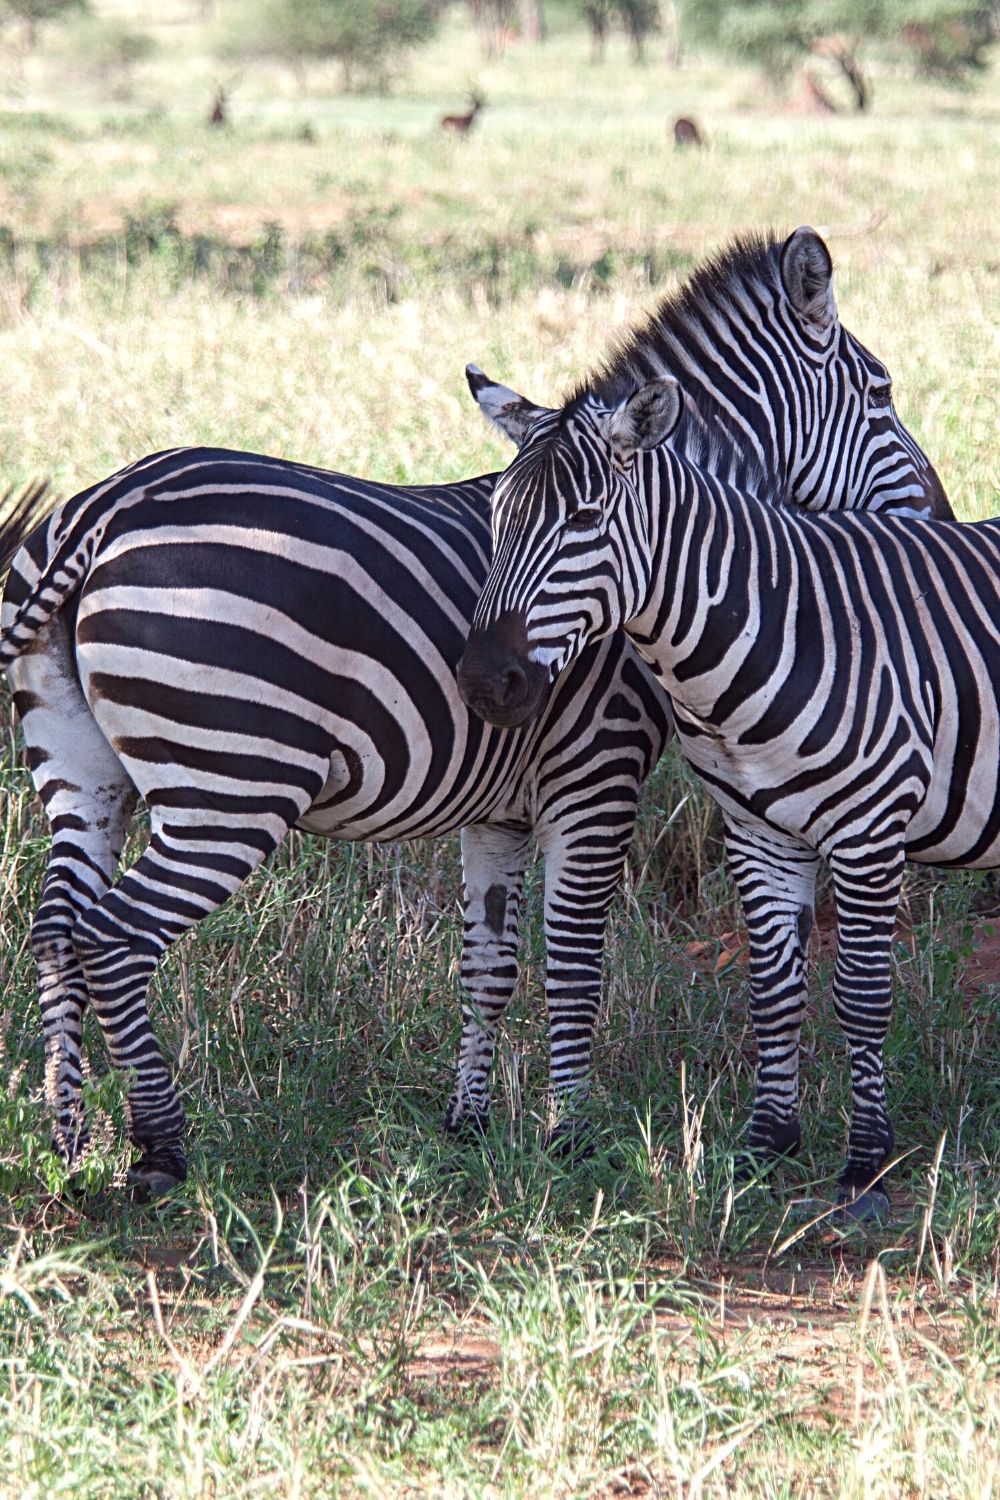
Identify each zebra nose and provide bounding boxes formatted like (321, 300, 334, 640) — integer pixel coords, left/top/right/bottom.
(457, 623, 549, 727)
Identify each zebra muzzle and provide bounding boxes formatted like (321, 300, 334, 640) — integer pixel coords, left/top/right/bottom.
(458, 615, 550, 728)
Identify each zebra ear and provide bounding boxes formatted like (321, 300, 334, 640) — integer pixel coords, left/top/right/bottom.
(606, 378, 682, 458)
(466, 365, 548, 448)
(780, 227, 838, 333)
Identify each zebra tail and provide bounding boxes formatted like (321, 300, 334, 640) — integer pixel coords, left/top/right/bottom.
(0, 477, 77, 668)
(0, 479, 53, 580)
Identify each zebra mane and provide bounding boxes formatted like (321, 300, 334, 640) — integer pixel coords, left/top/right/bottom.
(569, 230, 788, 498)
(570, 229, 782, 412)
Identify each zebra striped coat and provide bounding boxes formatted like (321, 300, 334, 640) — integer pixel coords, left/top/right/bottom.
(1, 227, 948, 1198)
(458, 369, 971, 1217)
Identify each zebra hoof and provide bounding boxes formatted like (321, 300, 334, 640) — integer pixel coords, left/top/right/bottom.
(545, 1119, 595, 1165)
(733, 1151, 763, 1185)
(732, 1151, 785, 1189)
(834, 1187, 891, 1226)
(51, 1124, 90, 1171)
(127, 1166, 185, 1203)
(127, 1148, 187, 1202)
(442, 1104, 490, 1142)
(734, 1122, 802, 1186)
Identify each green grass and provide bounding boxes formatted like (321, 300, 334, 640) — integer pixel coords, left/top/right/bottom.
(2, 6, 1000, 1496)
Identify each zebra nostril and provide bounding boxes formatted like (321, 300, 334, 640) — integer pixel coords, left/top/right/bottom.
(499, 662, 527, 708)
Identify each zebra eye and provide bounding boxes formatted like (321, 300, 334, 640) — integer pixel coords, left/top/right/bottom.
(565, 507, 603, 531)
(869, 384, 893, 410)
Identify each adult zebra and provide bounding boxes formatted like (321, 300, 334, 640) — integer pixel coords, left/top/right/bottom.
(457, 361, 980, 1218)
(1, 229, 948, 1198)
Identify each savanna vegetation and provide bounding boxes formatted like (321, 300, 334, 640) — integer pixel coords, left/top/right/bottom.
(0, 2, 998, 1495)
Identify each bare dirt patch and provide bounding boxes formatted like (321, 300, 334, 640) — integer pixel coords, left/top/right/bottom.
(960, 921, 1000, 995)
(408, 1330, 501, 1379)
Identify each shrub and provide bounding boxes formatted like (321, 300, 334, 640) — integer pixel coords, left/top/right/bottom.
(220, 0, 441, 91)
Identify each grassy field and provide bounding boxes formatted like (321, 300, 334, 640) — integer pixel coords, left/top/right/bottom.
(2, 5, 1000, 1496)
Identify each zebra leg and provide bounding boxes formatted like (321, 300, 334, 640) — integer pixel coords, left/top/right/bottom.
(8, 622, 138, 1164)
(725, 821, 820, 1170)
(33, 783, 137, 1164)
(69, 806, 295, 1199)
(828, 843, 905, 1217)
(444, 821, 529, 1135)
(537, 822, 633, 1158)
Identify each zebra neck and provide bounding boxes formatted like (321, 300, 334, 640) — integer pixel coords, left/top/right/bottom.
(628, 453, 802, 722)
(577, 237, 794, 492)
(670, 378, 782, 495)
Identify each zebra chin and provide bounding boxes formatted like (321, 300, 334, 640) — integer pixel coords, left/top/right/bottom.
(457, 623, 551, 729)
(920, 462, 955, 521)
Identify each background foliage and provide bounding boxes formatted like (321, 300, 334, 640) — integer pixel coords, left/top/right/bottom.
(219, 0, 442, 90)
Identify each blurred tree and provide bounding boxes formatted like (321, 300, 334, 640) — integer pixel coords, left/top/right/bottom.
(662, 0, 681, 64)
(467, 0, 517, 56)
(222, 0, 440, 90)
(0, 0, 87, 49)
(519, 0, 547, 41)
(682, 0, 809, 84)
(576, 0, 661, 61)
(619, 0, 660, 59)
(581, 0, 614, 60)
(894, 0, 996, 76)
(61, 14, 155, 99)
(682, 0, 996, 106)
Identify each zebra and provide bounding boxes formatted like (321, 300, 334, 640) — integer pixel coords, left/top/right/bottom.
(1, 228, 948, 1199)
(455, 353, 987, 1220)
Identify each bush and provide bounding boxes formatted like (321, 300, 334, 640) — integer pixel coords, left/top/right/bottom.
(58, 16, 156, 100)
(896, 0, 997, 76)
(682, 0, 998, 104)
(0, 0, 86, 49)
(221, 0, 441, 90)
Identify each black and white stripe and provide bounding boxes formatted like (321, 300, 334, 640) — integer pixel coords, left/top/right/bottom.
(1, 228, 946, 1196)
(458, 363, 974, 1216)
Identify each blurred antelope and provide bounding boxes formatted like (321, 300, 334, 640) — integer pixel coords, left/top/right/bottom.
(673, 116, 704, 148)
(441, 93, 485, 135)
(208, 76, 241, 128)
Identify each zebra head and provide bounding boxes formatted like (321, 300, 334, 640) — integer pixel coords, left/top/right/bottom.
(774, 228, 950, 517)
(567, 227, 950, 521)
(456, 369, 681, 727)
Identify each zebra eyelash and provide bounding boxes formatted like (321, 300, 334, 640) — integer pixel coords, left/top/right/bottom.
(564, 507, 604, 531)
(869, 384, 893, 409)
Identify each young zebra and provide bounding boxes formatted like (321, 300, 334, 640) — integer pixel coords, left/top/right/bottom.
(1, 229, 947, 1198)
(458, 367, 977, 1219)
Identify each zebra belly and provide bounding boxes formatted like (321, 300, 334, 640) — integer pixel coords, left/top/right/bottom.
(297, 629, 667, 842)
(674, 707, 934, 855)
(903, 645, 1000, 867)
(904, 752, 1000, 868)
(76, 627, 531, 846)
(295, 729, 528, 843)
(677, 698, 1000, 871)
(71, 480, 536, 842)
